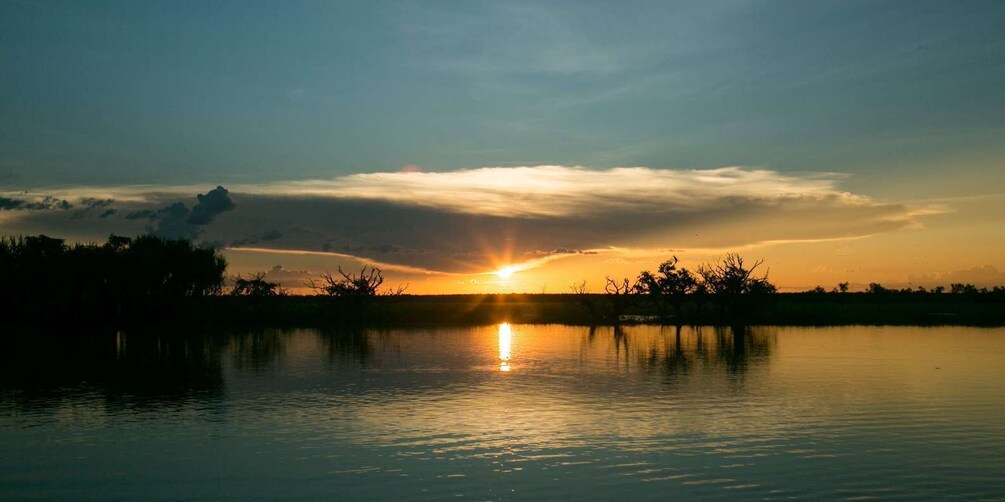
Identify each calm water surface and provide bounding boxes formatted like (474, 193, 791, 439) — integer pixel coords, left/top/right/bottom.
(2, 325, 1004, 500)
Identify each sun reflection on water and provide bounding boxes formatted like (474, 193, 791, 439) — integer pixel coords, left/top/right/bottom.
(498, 322, 512, 372)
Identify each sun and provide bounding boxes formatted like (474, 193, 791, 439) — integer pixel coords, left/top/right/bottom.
(495, 265, 518, 279)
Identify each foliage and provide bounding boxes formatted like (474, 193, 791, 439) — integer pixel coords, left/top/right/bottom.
(308, 265, 405, 297)
(231, 272, 287, 297)
(636, 256, 699, 321)
(697, 253, 776, 296)
(0, 234, 226, 321)
(569, 280, 600, 322)
(307, 265, 406, 324)
(951, 283, 980, 295)
(605, 276, 636, 323)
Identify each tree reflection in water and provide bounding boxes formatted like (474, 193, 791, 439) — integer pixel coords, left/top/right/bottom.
(0, 329, 228, 414)
(318, 327, 373, 367)
(229, 328, 290, 372)
(0, 324, 775, 417)
(639, 325, 776, 381)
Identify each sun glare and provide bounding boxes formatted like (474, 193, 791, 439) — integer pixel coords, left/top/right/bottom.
(495, 265, 518, 279)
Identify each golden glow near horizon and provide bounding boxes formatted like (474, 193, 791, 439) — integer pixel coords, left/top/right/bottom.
(214, 187, 1005, 295)
(498, 323, 512, 372)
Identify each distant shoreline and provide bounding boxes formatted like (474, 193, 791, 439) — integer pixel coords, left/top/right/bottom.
(9, 292, 1004, 330)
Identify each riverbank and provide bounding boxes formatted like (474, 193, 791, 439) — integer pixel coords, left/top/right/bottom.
(11, 293, 1002, 329)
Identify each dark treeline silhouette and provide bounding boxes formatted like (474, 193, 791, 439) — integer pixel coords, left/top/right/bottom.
(804, 282, 1005, 295)
(306, 265, 408, 325)
(0, 234, 225, 323)
(579, 253, 778, 325)
(576, 252, 1005, 326)
(2, 233, 1003, 328)
(231, 272, 287, 297)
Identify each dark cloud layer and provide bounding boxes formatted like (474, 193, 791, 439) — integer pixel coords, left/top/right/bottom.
(208, 192, 922, 273)
(231, 229, 284, 247)
(1, 196, 72, 211)
(0, 197, 23, 210)
(125, 209, 158, 220)
(71, 198, 115, 219)
(0, 168, 935, 274)
(187, 186, 236, 225)
(146, 186, 236, 239)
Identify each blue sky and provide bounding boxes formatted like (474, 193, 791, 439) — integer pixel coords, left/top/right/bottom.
(3, 0, 1003, 189)
(2, 1, 1004, 292)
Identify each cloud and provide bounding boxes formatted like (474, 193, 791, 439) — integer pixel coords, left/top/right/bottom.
(262, 264, 311, 290)
(230, 229, 284, 247)
(149, 202, 198, 240)
(125, 209, 158, 220)
(146, 186, 236, 239)
(0, 195, 72, 211)
(186, 186, 236, 225)
(529, 248, 599, 256)
(238, 166, 855, 218)
(25, 197, 73, 211)
(0, 166, 938, 274)
(82, 198, 114, 209)
(907, 265, 1005, 287)
(0, 197, 24, 210)
(71, 198, 115, 219)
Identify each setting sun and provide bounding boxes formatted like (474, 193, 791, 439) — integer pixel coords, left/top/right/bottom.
(495, 265, 518, 279)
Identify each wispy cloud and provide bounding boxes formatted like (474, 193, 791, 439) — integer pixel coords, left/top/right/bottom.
(231, 166, 858, 217)
(0, 166, 938, 274)
(907, 265, 1005, 287)
(223, 247, 448, 277)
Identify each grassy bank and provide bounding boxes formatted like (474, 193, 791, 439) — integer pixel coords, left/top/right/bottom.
(7, 292, 1004, 329)
(149, 292, 1005, 327)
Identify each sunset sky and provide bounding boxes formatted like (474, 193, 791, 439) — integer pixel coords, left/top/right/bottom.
(2, 0, 1003, 293)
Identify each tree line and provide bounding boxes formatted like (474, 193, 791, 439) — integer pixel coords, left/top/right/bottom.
(3, 233, 1001, 326)
(0, 234, 225, 321)
(804, 282, 1005, 295)
(573, 253, 777, 324)
(0, 234, 408, 324)
(575, 253, 1005, 325)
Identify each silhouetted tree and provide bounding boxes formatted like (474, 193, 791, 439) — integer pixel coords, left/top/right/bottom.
(308, 265, 403, 324)
(309, 265, 384, 297)
(604, 276, 637, 324)
(697, 253, 776, 316)
(636, 256, 699, 323)
(692, 280, 710, 319)
(0, 234, 226, 322)
(570, 280, 600, 323)
(231, 272, 286, 297)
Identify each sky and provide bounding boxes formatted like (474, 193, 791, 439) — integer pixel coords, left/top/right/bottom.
(1, 0, 1004, 293)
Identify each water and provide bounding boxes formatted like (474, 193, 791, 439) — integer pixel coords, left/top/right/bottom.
(2, 325, 1004, 500)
